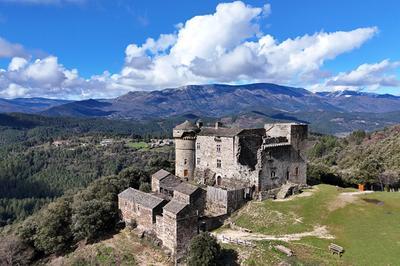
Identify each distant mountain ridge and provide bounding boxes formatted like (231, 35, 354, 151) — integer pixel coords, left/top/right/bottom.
(1, 83, 400, 135)
(0, 97, 71, 113)
(42, 83, 342, 119)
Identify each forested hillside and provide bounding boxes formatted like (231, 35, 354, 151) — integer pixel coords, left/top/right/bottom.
(0, 113, 174, 227)
(308, 125, 400, 189)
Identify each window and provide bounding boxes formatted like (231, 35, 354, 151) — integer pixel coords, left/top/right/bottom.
(184, 158, 187, 165)
(295, 167, 299, 176)
(271, 171, 276, 178)
(197, 157, 200, 165)
(217, 159, 222, 168)
(184, 169, 188, 177)
(216, 144, 221, 153)
(216, 176, 222, 186)
(197, 142, 200, 150)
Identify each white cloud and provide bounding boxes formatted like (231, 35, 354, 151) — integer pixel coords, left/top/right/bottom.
(310, 60, 400, 92)
(0, 37, 27, 58)
(2, 83, 28, 98)
(114, 1, 378, 90)
(8, 57, 28, 71)
(0, 1, 394, 99)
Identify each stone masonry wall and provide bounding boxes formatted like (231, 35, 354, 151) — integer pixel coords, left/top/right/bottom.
(175, 138, 196, 180)
(118, 198, 154, 231)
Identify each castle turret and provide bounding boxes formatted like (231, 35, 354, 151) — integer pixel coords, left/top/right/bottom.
(173, 120, 200, 180)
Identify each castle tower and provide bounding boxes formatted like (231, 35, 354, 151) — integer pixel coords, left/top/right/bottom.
(173, 120, 200, 180)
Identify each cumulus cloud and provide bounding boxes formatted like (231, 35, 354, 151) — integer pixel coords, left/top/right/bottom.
(113, 1, 378, 90)
(0, 1, 394, 99)
(310, 60, 400, 92)
(0, 37, 28, 58)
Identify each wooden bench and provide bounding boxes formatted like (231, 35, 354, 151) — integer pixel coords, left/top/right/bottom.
(329, 243, 344, 256)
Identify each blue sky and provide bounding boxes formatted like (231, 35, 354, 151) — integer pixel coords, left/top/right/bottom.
(0, 0, 399, 99)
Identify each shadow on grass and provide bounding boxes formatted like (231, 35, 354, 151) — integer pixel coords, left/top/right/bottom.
(219, 248, 239, 266)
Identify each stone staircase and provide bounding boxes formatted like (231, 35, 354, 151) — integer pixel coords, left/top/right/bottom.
(276, 183, 299, 199)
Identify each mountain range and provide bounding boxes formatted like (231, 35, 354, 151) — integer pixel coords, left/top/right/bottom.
(1, 83, 400, 135)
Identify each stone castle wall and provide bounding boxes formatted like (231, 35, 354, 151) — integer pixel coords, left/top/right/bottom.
(206, 186, 245, 215)
(175, 138, 196, 180)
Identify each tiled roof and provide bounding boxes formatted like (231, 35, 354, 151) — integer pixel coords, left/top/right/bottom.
(163, 200, 188, 215)
(159, 174, 182, 191)
(152, 169, 172, 181)
(174, 120, 199, 130)
(174, 182, 199, 196)
(118, 188, 165, 209)
(198, 127, 243, 137)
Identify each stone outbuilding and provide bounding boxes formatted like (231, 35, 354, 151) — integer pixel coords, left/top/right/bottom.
(151, 169, 182, 198)
(156, 200, 198, 258)
(173, 182, 206, 216)
(118, 188, 166, 230)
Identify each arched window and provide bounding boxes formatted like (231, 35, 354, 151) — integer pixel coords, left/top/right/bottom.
(216, 176, 222, 186)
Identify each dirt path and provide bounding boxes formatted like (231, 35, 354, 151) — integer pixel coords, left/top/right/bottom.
(328, 190, 374, 211)
(214, 225, 334, 243)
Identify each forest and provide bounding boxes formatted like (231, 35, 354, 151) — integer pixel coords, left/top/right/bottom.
(0, 113, 174, 227)
(1, 113, 400, 265)
(307, 126, 400, 190)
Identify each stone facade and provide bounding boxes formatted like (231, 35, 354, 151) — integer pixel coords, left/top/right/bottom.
(173, 121, 308, 195)
(118, 121, 308, 260)
(118, 171, 202, 259)
(118, 188, 167, 230)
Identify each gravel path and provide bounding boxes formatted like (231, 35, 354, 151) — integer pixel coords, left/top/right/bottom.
(214, 225, 334, 243)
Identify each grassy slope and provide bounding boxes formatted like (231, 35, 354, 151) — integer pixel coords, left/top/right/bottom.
(228, 185, 400, 265)
(49, 229, 172, 266)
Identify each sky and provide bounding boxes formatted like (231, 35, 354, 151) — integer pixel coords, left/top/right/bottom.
(0, 0, 399, 99)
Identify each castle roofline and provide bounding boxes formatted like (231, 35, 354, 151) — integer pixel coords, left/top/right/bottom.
(197, 127, 243, 137)
(163, 200, 188, 215)
(174, 182, 199, 196)
(118, 188, 165, 209)
(174, 120, 199, 131)
(152, 169, 172, 181)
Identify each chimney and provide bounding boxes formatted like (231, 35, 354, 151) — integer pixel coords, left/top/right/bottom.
(215, 121, 223, 129)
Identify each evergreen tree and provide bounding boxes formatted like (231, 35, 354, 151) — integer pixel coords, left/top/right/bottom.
(187, 233, 221, 266)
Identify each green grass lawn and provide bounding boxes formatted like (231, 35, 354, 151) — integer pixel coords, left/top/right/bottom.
(125, 141, 149, 150)
(229, 185, 400, 265)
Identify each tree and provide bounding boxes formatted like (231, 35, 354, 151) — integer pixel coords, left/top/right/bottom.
(139, 182, 151, 192)
(33, 197, 73, 254)
(0, 235, 35, 266)
(187, 233, 221, 266)
(356, 156, 384, 188)
(71, 199, 115, 242)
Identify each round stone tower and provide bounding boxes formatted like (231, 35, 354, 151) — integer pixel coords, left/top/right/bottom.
(173, 120, 200, 181)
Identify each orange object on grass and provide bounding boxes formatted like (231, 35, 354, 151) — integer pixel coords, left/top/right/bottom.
(358, 184, 365, 191)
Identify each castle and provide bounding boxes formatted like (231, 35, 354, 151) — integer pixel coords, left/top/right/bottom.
(118, 121, 308, 259)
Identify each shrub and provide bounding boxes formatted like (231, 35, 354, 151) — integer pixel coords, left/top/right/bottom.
(187, 232, 221, 266)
